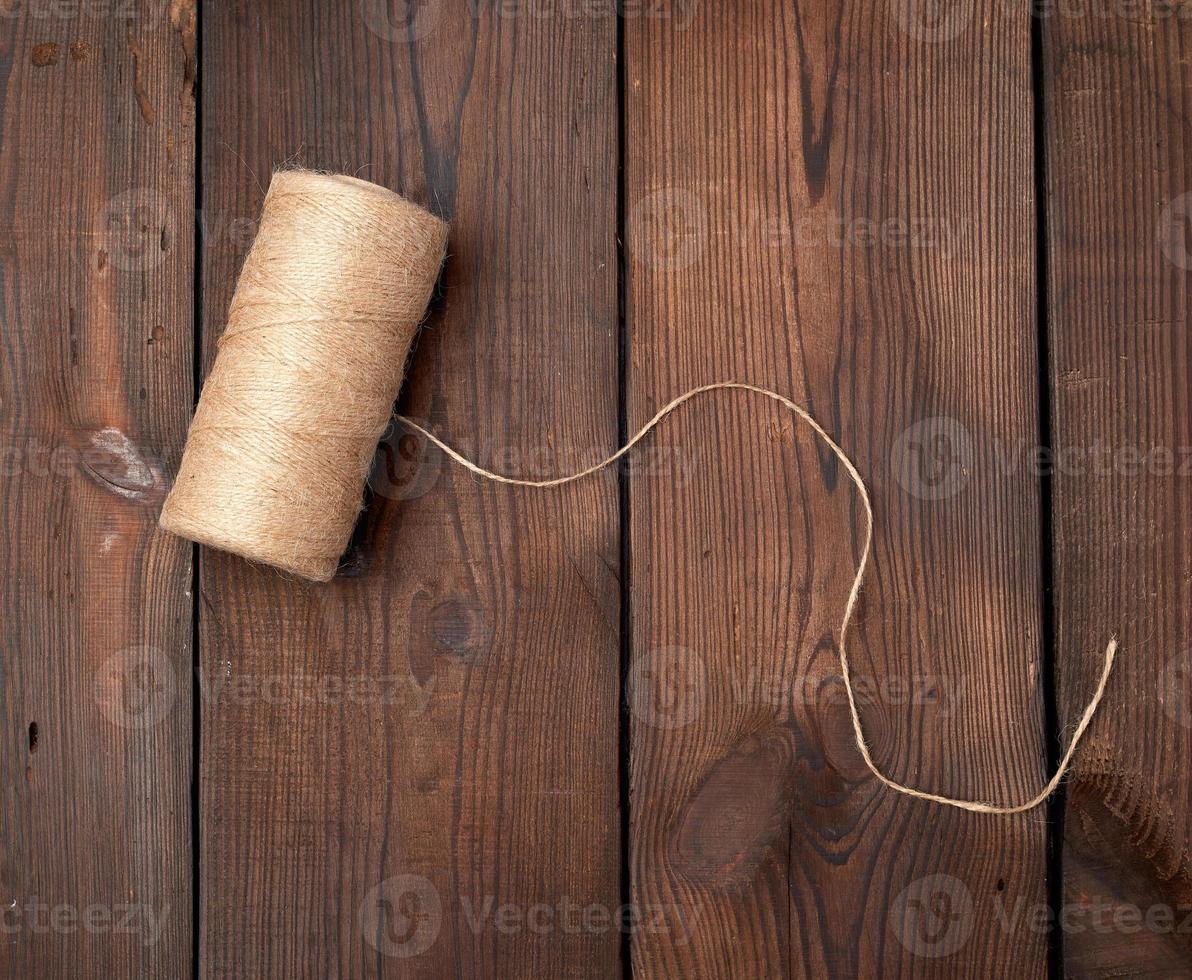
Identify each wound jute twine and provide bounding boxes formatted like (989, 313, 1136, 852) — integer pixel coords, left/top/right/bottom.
(160, 170, 448, 580)
(161, 169, 1118, 816)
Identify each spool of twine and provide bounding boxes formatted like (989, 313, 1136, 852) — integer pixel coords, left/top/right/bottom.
(159, 170, 447, 581)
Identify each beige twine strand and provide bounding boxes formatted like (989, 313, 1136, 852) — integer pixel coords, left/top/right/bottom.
(399, 380, 1118, 815)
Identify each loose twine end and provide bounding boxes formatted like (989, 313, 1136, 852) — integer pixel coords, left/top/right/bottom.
(400, 381, 1120, 815)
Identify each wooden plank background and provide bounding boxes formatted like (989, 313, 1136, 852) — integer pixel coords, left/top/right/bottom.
(1044, 7, 1192, 976)
(626, 2, 1050, 976)
(198, 1, 619, 977)
(0, 1, 195, 977)
(1, 0, 1189, 977)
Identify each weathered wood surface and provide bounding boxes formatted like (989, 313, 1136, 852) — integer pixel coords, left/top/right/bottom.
(6, 1, 1192, 977)
(1044, 8, 1192, 977)
(199, 1, 620, 977)
(0, 1, 196, 977)
(625, 2, 1052, 975)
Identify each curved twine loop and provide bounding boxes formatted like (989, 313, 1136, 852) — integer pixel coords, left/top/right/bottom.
(398, 381, 1117, 814)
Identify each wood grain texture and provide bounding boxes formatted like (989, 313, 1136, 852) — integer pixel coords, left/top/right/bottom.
(199, 1, 619, 976)
(1043, 9, 1192, 977)
(0, 1, 195, 977)
(625, 2, 1052, 976)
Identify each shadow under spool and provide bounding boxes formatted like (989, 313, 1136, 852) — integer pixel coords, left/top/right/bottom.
(160, 170, 448, 581)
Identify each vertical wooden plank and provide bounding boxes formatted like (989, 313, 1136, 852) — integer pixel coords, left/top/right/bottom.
(626, 2, 1051, 976)
(0, 1, 195, 977)
(1045, 10, 1192, 975)
(199, 1, 618, 976)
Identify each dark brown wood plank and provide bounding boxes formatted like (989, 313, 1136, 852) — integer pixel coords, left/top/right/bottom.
(199, 1, 619, 976)
(626, 3, 1051, 976)
(1044, 10, 1192, 976)
(0, 2, 196, 977)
